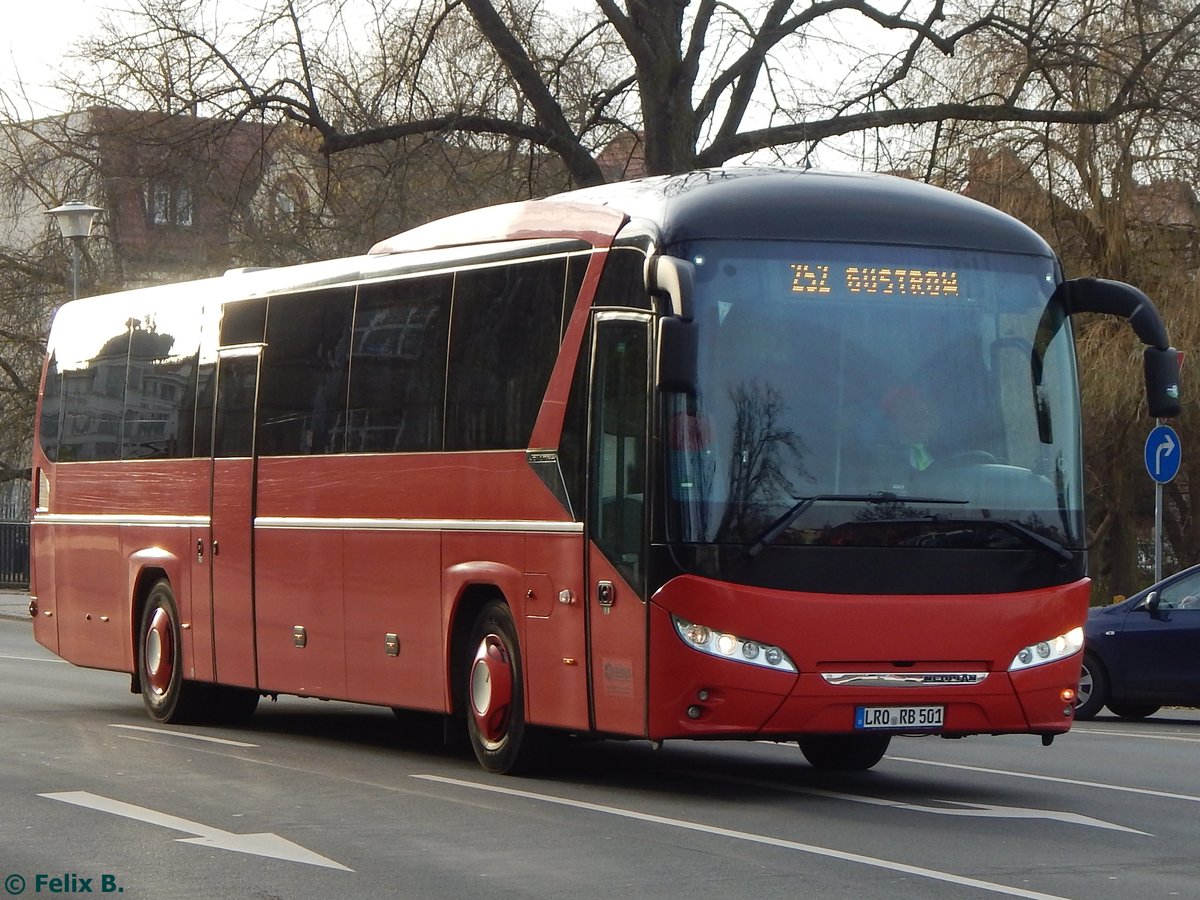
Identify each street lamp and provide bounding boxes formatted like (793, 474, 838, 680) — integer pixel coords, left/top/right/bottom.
(46, 200, 103, 300)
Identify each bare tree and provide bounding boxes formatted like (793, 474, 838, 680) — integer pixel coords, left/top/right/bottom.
(877, 0, 1200, 600)
(64, 0, 1200, 186)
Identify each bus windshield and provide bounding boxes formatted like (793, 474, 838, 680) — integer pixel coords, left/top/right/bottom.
(662, 239, 1083, 556)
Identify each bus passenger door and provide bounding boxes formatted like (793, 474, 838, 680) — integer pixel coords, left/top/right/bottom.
(587, 313, 651, 736)
(207, 347, 261, 689)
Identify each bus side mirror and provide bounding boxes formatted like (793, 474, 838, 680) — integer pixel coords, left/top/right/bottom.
(645, 256, 695, 321)
(1144, 347, 1182, 419)
(1057, 277, 1181, 418)
(657, 317, 698, 394)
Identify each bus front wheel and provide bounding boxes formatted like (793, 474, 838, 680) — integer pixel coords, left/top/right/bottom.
(798, 734, 891, 770)
(138, 579, 212, 724)
(464, 601, 541, 774)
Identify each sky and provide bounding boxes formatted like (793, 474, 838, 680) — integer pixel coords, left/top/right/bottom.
(2, 0, 593, 117)
(2, 1, 102, 114)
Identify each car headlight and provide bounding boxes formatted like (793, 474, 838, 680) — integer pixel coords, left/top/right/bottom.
(672, 615, 797, 673)
(1009, 626, 1084, 672)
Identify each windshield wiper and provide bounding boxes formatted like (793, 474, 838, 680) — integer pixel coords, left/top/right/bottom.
(744, 492, 968, 559)
(988, 519, 1074, 561)
(880, 514, 1074, 562)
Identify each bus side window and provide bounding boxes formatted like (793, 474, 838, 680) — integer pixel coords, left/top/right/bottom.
(593, 247, 651, 310)
(348, 274, 451, 453)
(213, 355, 259, 459)
(55, 305, 136, 463)
(38, 352, 63, 462)
(446, 258, 566, 451)
(258, 288, 355, 456)
(558, 331, 590, 520)
(122, 333, 200, 461)
(182, 360, 215, 459)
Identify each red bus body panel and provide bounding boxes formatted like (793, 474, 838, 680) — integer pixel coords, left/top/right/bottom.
(33, 450, 592, 730)
(31, 459, 209, 674)
(646, 574, 1089, 739)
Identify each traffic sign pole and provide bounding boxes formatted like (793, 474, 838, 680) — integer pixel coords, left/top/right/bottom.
(1155, 472, 1163, 583)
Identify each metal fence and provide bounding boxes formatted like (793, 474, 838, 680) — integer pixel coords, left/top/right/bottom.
(0, 521, 30, 588)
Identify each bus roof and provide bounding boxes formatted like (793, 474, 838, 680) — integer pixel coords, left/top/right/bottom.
(369, 167, 1055, 259)
(547, 167, 1055, 257)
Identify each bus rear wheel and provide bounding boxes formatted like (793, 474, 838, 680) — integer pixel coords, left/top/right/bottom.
(138, 579, 212, 724)
(798, 734, 891, 771)
(464, 601, 541, 774)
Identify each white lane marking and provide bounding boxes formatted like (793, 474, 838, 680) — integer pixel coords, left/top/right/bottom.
(41, 791, 352, 871)
(412, 774, 1068, 900)
(0, 653, 66, 663)
(889, 757, 1200, 805)
(108, 723, 259, 747)
(677, 770, 1148, 835)
(1077, 727, 1200, 744)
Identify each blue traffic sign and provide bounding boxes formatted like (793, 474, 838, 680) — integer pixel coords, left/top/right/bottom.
(1145, 424, 1181, 484)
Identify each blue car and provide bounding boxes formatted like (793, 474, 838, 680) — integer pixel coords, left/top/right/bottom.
(1076, 564, 1200, 720)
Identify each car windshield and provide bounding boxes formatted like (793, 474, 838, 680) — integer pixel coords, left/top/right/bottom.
(662, 238, 1083, 553)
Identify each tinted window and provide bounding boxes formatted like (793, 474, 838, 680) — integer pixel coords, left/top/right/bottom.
(221, 299, 266, 345)
(348, 275, 451, 452)
(445, 258, 566, 450)
(184, 361, 216, 458)
(565, 254, 590, 334)
(38, 353, 62, 461)
(594, 248, 650, 310)
(590, 317, 650, 593)
(122, 324, 201, 460)
(258, 288, 355, 456)
(558, 327, 590, 519)
(43, 297, 209, 462)
(213, 354, 259, 458)
(51, 303, 134, 462)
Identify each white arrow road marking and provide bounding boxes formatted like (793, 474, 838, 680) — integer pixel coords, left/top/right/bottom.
(687, 769, 1150, 836)
(798, 788, 1150, 835)
(40, 791, 352, 871)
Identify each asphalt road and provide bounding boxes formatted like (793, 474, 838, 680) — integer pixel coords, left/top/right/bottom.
(2, 616, 1198, 900)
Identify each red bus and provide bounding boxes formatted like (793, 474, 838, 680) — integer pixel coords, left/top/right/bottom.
(30, 168, 1180, 773)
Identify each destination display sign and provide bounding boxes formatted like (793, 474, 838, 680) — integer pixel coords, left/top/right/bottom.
(789, 263, 961, 297)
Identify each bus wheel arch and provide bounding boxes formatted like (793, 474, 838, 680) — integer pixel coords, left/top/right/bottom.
(460, 596, 542, 774)
(447, 584, 500, 717)
(136, 577, 211, 724)
(129, 565, 170, 684)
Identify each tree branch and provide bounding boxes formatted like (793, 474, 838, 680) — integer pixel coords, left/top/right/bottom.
(696, 98, 1160, 167)
(459, 0, 604, 185)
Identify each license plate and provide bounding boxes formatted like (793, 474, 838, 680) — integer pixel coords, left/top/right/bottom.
(855, 705, 944, 730)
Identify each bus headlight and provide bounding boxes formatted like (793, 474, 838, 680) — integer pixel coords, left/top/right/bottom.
(1009, 627, 1084, 672)
(672, 615, 797, 673)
